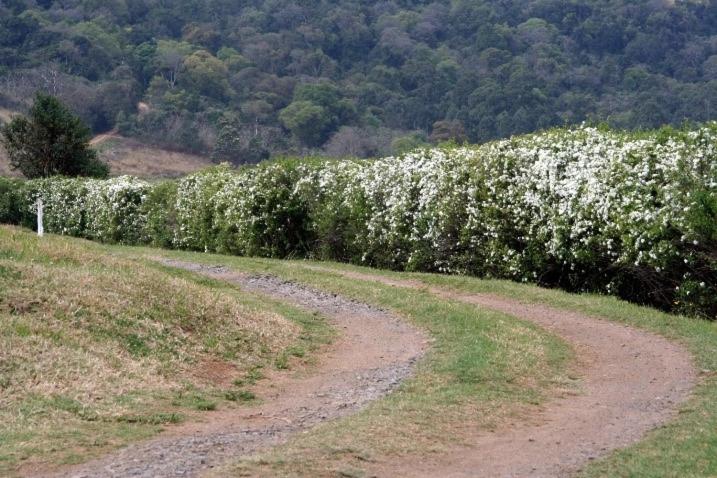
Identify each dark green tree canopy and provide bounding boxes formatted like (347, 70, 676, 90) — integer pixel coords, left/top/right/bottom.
(1, 94, 109, 179)
(1, 0, 717, 159)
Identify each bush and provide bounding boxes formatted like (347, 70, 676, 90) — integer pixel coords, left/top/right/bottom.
(141, 181, 178, 248)
(0, 124, 715, 318)
(0, 177, 25, 225)
(20, 176, 150, 244)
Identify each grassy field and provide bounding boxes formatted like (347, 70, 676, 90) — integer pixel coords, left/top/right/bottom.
(91, 135, 212, 178)
(0, 226, 331, 476)
(2, 226, 716, 477)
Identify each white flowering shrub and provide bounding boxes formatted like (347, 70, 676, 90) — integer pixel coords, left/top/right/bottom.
(173, 164, 235, 251)
(212, 159, 318, 256)
(21, 176, 150, 244)
(2, 124, 715, 318)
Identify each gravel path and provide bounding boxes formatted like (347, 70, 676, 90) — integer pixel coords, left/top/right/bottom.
(312, 266, 697, 478)
(38, 260, 426, 478)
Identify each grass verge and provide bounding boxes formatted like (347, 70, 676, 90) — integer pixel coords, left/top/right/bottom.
(0, 226, 331, 476)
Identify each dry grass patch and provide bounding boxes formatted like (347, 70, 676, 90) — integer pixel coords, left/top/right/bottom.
(94, 136, 211, 178)
(0, 227, 327, 475)
(0, 130, 211, 179)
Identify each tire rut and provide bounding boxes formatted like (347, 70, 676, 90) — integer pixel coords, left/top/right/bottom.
(306, 266, 697, 478)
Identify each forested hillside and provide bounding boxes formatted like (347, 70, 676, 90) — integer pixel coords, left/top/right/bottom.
(1, 0, 717, 161)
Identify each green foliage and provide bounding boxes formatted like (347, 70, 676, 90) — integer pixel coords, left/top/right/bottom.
(1, 124, 715, 318)
(0, 177, 24, 224)
(0, 94, 109, 179)
(4, 0, 717, 156)
(141, 181, 178, 248)
(211, 116, 270, 164)
(279, 100, 332, 147)
(181, 50, 230, 100)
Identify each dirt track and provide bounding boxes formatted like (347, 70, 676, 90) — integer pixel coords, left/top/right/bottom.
(312, 266, 696, 477)
(38, 260, 696, 478)
(37, 261, 426, 478)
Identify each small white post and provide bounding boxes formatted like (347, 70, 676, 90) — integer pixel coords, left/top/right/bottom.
(36, 198, 44, 237)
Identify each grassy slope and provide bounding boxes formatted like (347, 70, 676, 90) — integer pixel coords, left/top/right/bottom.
(134, 251, 717, 477)
(92, 136, 212, 178)
(0, 226, 330, 475)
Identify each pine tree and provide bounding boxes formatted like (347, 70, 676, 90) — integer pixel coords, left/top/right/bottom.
(0, 93, 109, 178)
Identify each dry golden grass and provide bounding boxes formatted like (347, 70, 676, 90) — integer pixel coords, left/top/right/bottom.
(94, 136, 212, 178)
(0, 107, 15, 124)
(0, 130, 212, 179)
(0, 226, 324, 475)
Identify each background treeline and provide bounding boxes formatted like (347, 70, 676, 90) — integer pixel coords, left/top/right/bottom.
(1, 0, 717, 161)
(1, 124, 715, 319)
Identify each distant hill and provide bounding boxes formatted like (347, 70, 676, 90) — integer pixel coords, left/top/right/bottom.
(1, 0, 717, 161)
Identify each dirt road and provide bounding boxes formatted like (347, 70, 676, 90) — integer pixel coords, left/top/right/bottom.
(38, 261, 426, 478)
(40, 260, 696, 478)
(313, 266, 696, 477)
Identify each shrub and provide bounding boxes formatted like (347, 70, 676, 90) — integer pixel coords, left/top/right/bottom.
(20, 176, 150, 243)
(0, 177, 25, 225)
(174, 165, 235, 251)
(0, 124, 714, 318)
(141, 181, 178, 248)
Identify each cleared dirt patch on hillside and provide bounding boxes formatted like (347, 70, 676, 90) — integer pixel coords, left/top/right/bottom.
(37, 260, 426, 478)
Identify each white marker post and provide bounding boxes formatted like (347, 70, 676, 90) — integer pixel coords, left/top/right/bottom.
(36, 198, 44, 237)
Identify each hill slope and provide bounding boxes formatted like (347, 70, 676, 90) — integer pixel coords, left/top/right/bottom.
(0, 226, 330, 475)
(1, 0, 716, 159)
(0, 133, 211, 178)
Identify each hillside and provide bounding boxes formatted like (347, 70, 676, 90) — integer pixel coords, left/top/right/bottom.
(1, 0, 716, 161)
(2, 226, 716, 477)
(90, 134, 212, 178)
(0, 131, 212, 178)
(0, 226, 330, 475)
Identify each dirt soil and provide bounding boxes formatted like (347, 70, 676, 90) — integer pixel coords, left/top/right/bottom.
(311, 266, 697, 478)
(34, 260, 426, 478)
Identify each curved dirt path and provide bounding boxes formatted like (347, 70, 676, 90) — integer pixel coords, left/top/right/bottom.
(305, 266, 697, 478)
(36, 261, 426, 478)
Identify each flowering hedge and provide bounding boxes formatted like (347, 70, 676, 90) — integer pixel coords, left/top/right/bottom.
(2, 124, 715, 318)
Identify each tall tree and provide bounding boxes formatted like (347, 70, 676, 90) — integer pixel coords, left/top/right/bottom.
(0, 93, 109, 178)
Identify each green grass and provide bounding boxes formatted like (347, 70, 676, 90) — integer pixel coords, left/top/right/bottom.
(0, 226, 332, 476)
(120, 248, 573, 477)
(3, 225, 715, 477)
(290, 260, 717, 478)
(126, 250, 716, 477)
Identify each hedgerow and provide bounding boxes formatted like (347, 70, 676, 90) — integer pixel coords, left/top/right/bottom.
(2, 124, 715, 318)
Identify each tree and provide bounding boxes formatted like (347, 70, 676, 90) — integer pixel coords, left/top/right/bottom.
(211, 116, 272, 164)
(181, 50, 231, 99)
(279, 100, 331, 147)
(0, 94, 109, 178)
